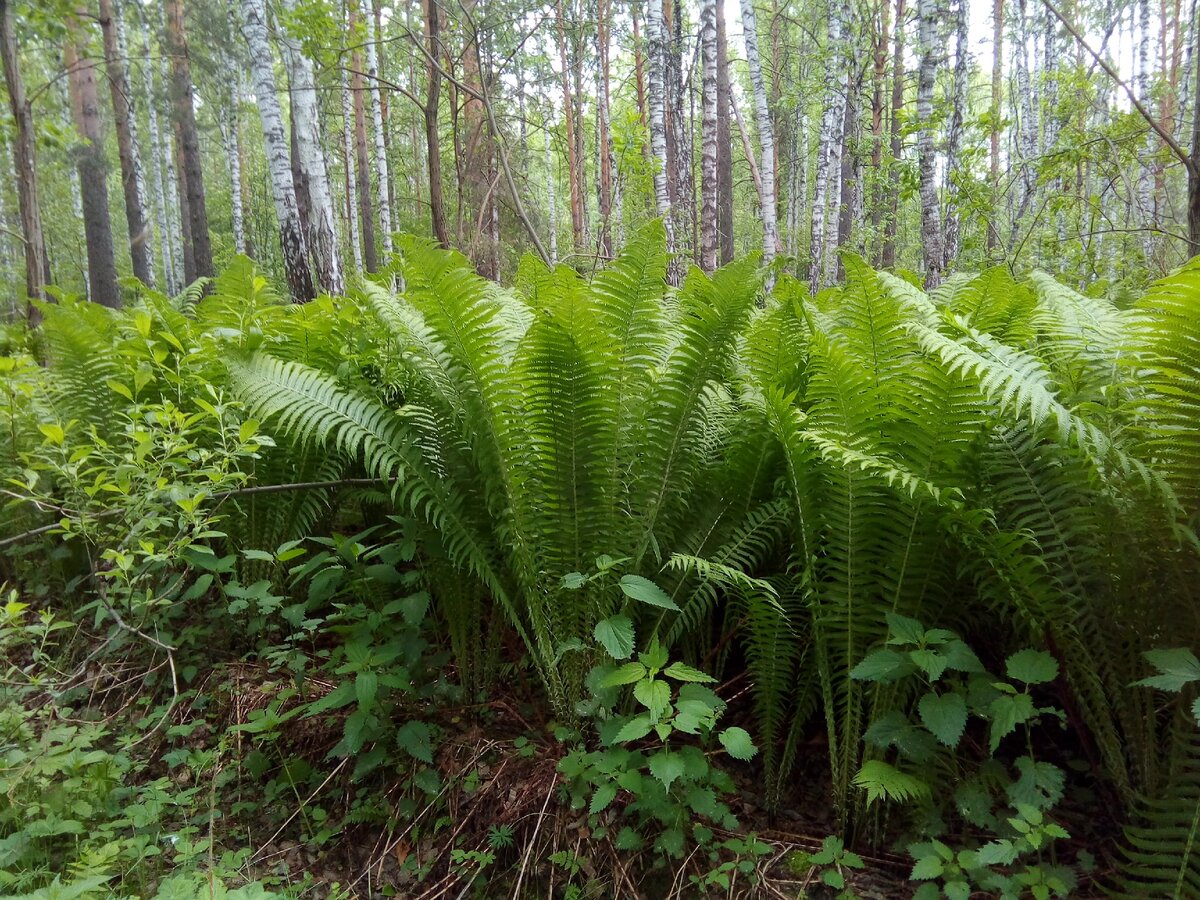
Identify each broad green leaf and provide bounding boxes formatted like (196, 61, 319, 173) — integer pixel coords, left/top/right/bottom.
(918, 691, 968, 747)
(354, 671, 378, 708)
(718, 726, 758, 760)
(1005, 649, 1059, 685)
(988, 693, 1036, 752)
(590, 783, 618, 813)
(619, 574, 680, 610)
(600, 661, 646, 687)
(38, 423, 65, 444)
(633, 678, 671, 719)
(663, 662, 716, 683)
(396, 720, 433, 763)
(613, 714, 654, 743)
(1134, 648, 1200, 692)
(850, 648, 911, 682)
(885, 611, 925, 645)
(648, 750, 686, 791)
(594, 615, 635, 660)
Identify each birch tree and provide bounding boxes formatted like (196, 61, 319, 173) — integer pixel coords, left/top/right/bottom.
(164, 0, 213, 281)
(0, 0, 48, 317)
(700, 0, 719, 271)
(238, 0, 315, 301)
(916, 0, 943, 287)
(811, 1, 846, 290)
(646, 0, 675, 258)
(99, 0, 152, 286)
(739, 0, 779, 268)
(65, 32, 120, 308)
(341, 68, 362, 272)
(363, 0, 392, 259)
(278, 0, 344, 295)
(943, 0, 969, 269)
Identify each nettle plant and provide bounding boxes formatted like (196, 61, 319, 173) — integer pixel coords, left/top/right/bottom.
(556, 564, 757, 860)
(850, 614, 1079, 899)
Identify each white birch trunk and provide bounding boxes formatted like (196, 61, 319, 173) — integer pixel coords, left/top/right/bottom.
(1138, 0, 1154, 257)
(545, 98, 558, 264)
(916, 0, 943, 286)
(341, 67, 362, 272)
(223, 76, 246, 256)
(158, 44, 186, 294)
(700, 0, 718, 271)
(943, 0, 969, 270)
(364, 0, 392, 257)
(142, 11, 176, 293)
(238, 0, 314, 300)
(810, 2, 844, 291)
(110, 0, 153, 286)
(1011, 0, 1037, 246)
(824, 62, 848, 285)
(278, 0, 343, 294)
(646, 0, 676, 256)
(740, 0, 778, 269)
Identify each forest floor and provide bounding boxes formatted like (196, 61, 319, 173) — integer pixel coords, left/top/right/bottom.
(114, 652, 1119, 899)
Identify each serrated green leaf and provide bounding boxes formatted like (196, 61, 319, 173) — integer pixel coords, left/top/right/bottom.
(988, 692, 1036, 752)
(396, 720, 433, 763)
(613, 714, 654, 743)
(918, 691, 968, 747)
(633, 678, 671, 719)
(1005, 649, 1059, 685)
(648, 750, 687, 791)
(885, 611, 926, 645)
(594, 615, 635, 659)
(601, 661, 647, 687)
(1134, 648, 1200, 692)
(718, 727, 758, 760)
(619, 574, 680, 610)
(590, 783, 618, 813)
(662, 662, 717, 683)
(850, 648, 911, 682)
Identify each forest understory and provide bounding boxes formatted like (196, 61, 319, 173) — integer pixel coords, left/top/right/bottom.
(2, 0, 1200, 897)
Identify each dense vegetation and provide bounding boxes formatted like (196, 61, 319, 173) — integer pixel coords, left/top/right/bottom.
(1, 228, 1198, 896)
(4, 0, 1200, 895)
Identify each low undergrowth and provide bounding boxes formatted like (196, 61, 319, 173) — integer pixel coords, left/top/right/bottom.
(1, 237, 1198, 897)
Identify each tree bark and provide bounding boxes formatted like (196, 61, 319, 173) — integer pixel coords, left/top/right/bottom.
(597, 0, 614, 258)
(556, 0, 585, 255)
(341, 67, 362, 271)
(882, 0, 905, 268)
(363, 0, 392, 259)
(142, 8, 179, 292)
(943, 0, 969, 270)
(99, 0, 152, 286)
(0, 0, 49, 319)
(278, 0, 343, 295)
(867, 0, 889, 266)
(811, 0, 846, 290)
(1191, 0, 1200, 253)
(989, 0, 1003, 255)
(461, 0, 498, 278)
(423, 0, 449, 248)
(647, 0, 676, 260)
(350, 3, 377, 270)
(238, 0, 315, 301)
(916, 0, 943, 287)
(716, 0, 734, 263)
(65, 34, 120, 308)
(700, 0, 718, 271)
(164, 0, 212, 281)
(740, 0, 779, 269)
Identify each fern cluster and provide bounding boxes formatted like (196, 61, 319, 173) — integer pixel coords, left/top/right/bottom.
(6, 233, 1199, 888)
